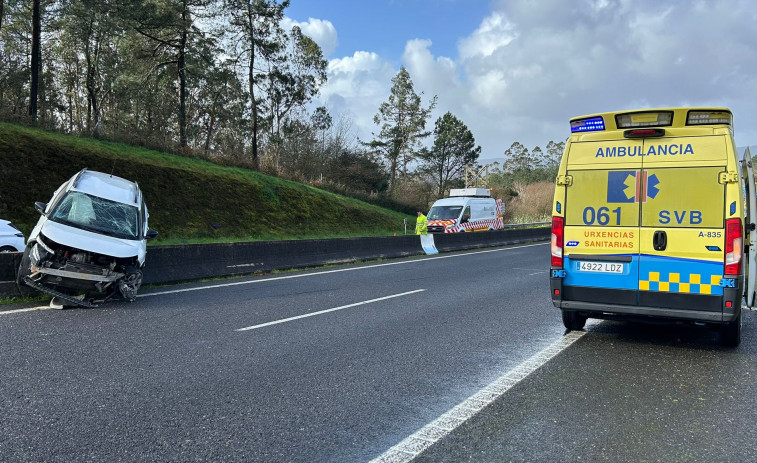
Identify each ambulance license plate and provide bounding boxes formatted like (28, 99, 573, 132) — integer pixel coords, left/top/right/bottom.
(577, 261, 624, 273)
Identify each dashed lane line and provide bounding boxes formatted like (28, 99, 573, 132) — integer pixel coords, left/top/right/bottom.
(236, 289, 426, 331)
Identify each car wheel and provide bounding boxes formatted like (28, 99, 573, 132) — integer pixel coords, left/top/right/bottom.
(562, 310, 587, 331)
(721, 309, 741, 347)
(118, 267, 143, 302)
(16, 244, 33, 296)
(0, 246, 16, 253)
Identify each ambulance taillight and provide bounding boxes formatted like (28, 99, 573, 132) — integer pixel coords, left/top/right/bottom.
(551, 216, 564, 267)
(725, 218, 743, 276)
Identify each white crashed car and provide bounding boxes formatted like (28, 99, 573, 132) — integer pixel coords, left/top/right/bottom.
(0, 220, 25, 253)
(17, 169, 158, 306)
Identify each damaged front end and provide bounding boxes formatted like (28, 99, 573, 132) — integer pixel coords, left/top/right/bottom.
(18, 169, 156, 308)
(22, 234, 142, 307)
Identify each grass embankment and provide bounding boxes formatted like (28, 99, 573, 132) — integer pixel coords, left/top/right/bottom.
(0, 122, 413, 243)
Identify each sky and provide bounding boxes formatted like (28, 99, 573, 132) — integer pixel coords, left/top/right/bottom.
(283, 0, 757, 162)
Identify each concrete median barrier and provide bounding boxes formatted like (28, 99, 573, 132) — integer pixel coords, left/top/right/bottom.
(0, 226, 549, 297)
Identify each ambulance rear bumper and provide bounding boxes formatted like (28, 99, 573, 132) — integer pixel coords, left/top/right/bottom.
(551, 278, 742, 324)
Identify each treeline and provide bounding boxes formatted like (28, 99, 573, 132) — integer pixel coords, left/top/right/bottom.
(1, 0, 562, 214)
(2, 0, 327, 160)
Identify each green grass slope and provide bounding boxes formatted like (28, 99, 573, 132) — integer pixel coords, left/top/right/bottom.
(0, 123, 413, 244)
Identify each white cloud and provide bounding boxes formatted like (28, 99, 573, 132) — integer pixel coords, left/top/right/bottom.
(310, 0, 757, 159)
(458, 12, 516, 59)
(319, 51, 397, 141)
(402, 39, 458, 100)
(419, 0, 757, 154)
(282, 17, 338, 57)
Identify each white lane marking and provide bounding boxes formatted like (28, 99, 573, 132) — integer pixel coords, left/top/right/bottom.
(0, 306, 52, 315)
(370, 327, 591, 463)
(529, 271, 548, 276)
(140, 242, 548, 299)
(236, 289, 426, 332)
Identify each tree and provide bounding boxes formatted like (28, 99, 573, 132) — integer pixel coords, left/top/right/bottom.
(60, 0, 132, 134)
(368, 66, 436, 193)
(419, 112, 481, 198)
(226, 0, 290, 167)
(193, 59, 246, 156)
(29, 0, 41, 121)
(328, 149, 388, 194)
(132, 0, 215, 147)
(267, 25, 326, 138)
(545, 140, 564, 169)
(503, 141, 531, 177)
(265, 24, 326, 171)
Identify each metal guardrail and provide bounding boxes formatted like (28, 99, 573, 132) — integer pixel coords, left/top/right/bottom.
(501, 222, 550, 229)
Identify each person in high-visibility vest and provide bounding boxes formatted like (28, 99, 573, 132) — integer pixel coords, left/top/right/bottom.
(415, 211, 428, 235)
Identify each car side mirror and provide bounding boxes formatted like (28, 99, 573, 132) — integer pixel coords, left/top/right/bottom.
(34, 202, 47, 215)
(145, 229, 159, 240)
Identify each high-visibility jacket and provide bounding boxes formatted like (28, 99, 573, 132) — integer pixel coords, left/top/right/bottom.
(415, 214, 428, 235)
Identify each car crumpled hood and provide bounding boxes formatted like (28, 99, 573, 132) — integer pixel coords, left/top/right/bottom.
(40, 220, 144, 259)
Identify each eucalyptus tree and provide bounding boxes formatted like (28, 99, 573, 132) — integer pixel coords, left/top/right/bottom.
(0, 0, 31, 116)
(131, 0, 216, 148)
(225, 0, 289, 167)
(58, 0, 136, 134)
(267, 25, 326, 138)
(192, 57, 247, 157)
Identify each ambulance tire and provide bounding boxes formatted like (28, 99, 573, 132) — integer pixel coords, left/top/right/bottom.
(721, 309, 741, 347)
(562, 310, 587, 331)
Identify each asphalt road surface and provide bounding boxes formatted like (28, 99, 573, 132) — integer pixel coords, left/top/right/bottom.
(1, 242, 755, 462)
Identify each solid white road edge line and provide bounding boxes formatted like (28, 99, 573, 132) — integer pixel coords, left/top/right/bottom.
(236, 289, 426, 332)
(139, 242, 548, 299)
(369, 327, 591, 463)
(0, 305, 52, 315)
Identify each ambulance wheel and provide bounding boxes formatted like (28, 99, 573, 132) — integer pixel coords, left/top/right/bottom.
(721, 310, 741, 347)
(562, 310, 587, 331)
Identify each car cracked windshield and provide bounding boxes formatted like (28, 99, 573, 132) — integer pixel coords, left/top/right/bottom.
(51, 191, 139, 240)
(428, 205, 463, 220)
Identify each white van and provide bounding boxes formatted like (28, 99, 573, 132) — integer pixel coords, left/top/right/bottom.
(426, 188, 504, 233)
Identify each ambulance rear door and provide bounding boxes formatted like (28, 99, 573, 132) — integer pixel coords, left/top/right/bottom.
(741, 147, 757, 308)
(638, 136, 728, 313)
(561, 138, 643, 306)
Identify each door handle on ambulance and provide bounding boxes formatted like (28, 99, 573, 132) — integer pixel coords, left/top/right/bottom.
(653, 230, 667, 251)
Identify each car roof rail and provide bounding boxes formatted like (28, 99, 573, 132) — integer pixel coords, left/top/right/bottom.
(72, 168, 88, 189)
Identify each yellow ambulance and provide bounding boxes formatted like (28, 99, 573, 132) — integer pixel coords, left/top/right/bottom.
(550, 108, 756, 346)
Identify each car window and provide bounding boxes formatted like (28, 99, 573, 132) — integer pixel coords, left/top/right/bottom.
(51, 191, 140, 240)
